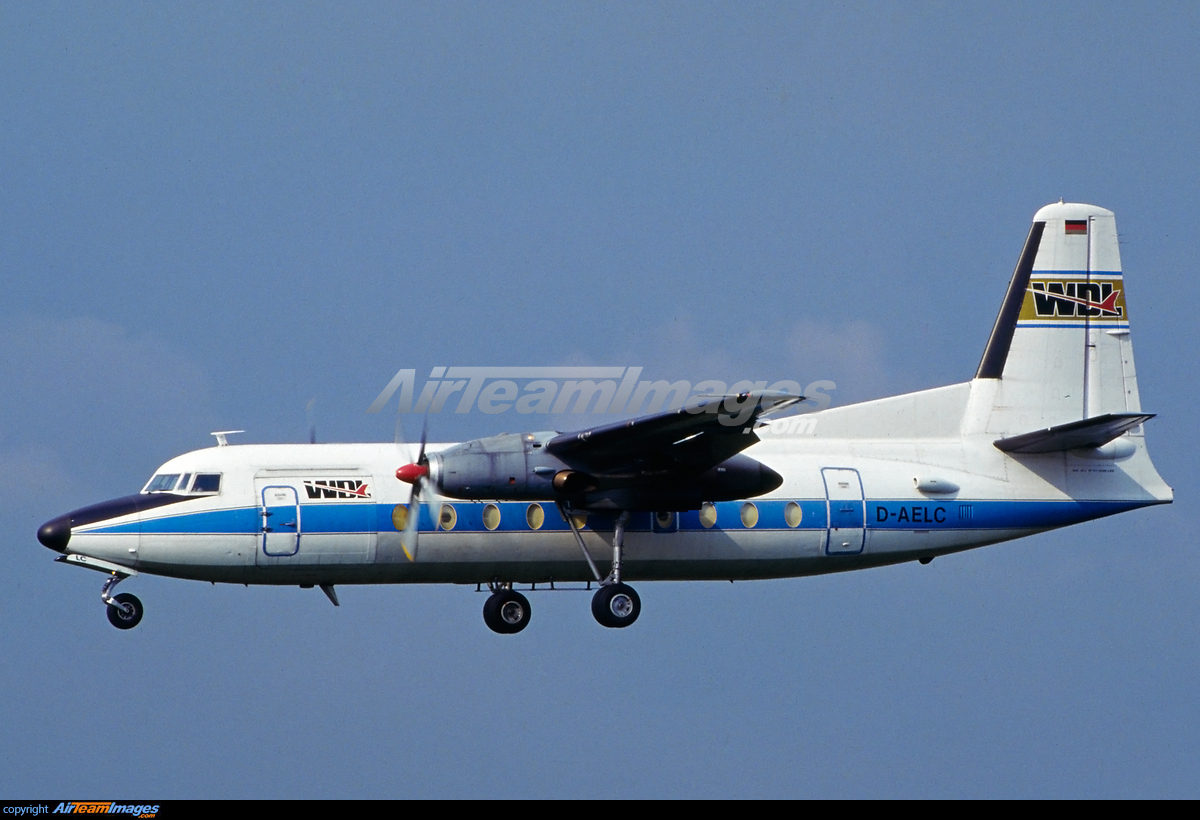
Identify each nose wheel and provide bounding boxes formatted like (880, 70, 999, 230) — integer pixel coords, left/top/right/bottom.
(101, 572, 143, 630)
(483, 587, 531, 634)
(106, 592, 144, 629)
(592, 583, 640, 628)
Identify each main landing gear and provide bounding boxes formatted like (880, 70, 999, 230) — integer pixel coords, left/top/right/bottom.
(483, 584, 531, 634)
(590, 510, 640, 629)
(592, 583, 641, 629)
(102, 572, 143, 630)
(482, 509, 643, 633)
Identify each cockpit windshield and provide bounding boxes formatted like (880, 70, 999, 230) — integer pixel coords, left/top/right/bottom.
(145, 474, 181, 493)
(143, 472, 222, 495)
(192, 474, 221, 493)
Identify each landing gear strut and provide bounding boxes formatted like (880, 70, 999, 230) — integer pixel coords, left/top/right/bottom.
(484, 508, 643, 633)
(591, 511, 640, 629)
(101, 572, 143, 630)
(483, 583, 531, 634)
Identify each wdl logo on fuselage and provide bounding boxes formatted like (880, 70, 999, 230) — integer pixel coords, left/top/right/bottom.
(303, 480, 371, 500)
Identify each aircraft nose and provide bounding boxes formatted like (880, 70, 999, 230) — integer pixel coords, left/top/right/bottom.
(37, 515, 72, 552)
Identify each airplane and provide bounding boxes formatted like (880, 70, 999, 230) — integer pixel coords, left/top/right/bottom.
(37, 202, 1172, 634)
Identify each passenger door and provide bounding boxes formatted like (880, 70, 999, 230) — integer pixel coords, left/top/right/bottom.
(256, 482, 301, 564)
(822, 468, 865, 555)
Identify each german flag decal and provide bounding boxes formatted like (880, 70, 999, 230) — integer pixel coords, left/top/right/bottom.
(1065, 220, 1088, 235)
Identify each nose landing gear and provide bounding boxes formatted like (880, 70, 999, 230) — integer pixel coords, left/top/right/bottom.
(101, 572, 143, 630)
(106, 592, 144, 629)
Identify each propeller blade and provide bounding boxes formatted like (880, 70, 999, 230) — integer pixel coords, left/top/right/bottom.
(400, 477, 421, 561)
(394, 414, 429, 562)
(416, 413, 428, 465)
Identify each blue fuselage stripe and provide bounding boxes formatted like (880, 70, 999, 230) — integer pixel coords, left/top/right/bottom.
(80, 498, 1152, 536)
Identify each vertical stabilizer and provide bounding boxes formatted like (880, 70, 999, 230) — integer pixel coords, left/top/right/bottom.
(979, 203, 1139, 437)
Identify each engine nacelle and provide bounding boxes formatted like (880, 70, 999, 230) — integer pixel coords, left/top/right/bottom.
(428, 431, 782, 510)
(429, 433, 554, 501)
(579, 454, 782, 511)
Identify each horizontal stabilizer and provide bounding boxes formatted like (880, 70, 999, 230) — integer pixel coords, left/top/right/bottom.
(993, 412, 1154, 454)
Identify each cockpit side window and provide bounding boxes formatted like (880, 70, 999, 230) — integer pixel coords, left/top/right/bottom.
(145, 474, 181, 493)
(191, 473, 222, 494)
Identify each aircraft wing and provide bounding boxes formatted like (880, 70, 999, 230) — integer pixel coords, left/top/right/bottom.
(546, 391, 803, 475)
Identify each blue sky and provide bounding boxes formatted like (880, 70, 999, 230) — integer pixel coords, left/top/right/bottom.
(2, 3, 1198, 797)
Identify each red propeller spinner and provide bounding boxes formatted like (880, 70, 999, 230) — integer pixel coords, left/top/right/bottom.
(395, 463, 429, 484)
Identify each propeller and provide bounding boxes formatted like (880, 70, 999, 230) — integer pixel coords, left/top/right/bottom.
(394, 415, 429, 561)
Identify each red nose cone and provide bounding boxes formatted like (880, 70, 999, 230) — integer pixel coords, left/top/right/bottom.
(396, 463, 429, 484)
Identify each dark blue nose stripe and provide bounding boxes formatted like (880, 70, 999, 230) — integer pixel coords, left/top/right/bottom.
(36, 492, 194, 553)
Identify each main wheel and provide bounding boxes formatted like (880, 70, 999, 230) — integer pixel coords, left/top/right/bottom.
(483, 589, 531, 634)
(106, 593, 144, 630)
(591, 583, 640, 629)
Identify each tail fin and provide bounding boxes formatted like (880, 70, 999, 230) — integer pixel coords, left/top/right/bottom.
(978, 202, 1141, 435)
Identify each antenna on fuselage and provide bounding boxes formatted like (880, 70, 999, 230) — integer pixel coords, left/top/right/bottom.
(211, 430, 245, 447)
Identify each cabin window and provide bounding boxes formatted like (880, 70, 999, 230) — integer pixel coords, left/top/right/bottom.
(191, 474, 222, 494)
(784, 501, 803, 528)
(392, 505, 409, 532)
(483, 504, 501, 531)
(145, 474, 181, 493)
(439, 504, 457, 531)
(740, 502, 759, 528)
(526, 503, 545, 530)
(699, 502, 717, 529)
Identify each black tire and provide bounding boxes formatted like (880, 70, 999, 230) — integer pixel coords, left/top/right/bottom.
(482, 589, 531, 634)
(106, 593, 144, 630)
(591, 583, 641, 629)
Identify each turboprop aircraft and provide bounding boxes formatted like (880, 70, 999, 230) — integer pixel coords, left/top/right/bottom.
(37, 202, 1172, 633)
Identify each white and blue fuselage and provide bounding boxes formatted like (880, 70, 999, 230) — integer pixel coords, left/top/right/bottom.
(45, 380, 1170, 587)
